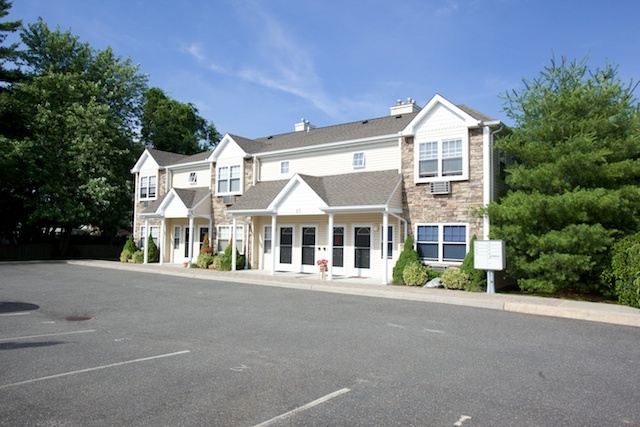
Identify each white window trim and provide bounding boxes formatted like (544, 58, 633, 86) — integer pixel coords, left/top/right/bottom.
(139, 174, 157, 200)
(216, 164, 243, 196)
(353, 152, 366, 169)
(263, 225, 273, 254)
(380, 224, 394, 259)
(414, 132, 469, 183)
(414, 223, 468, 264)
(140, 225, 159, 248)
(188, 172, 197, 185)
(216, 224, 245, 254)
(280, 161, 290, 175)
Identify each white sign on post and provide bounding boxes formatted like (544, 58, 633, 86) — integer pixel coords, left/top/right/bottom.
(474, 240, 505, 294)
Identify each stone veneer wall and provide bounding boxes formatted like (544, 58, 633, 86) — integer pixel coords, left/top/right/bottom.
(401, 128, 485, 244)
(210, 158, 254, 265)
(133, 169, 166, 246)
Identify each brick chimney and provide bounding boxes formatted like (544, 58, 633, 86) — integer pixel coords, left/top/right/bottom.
(390, 98, 421, 115)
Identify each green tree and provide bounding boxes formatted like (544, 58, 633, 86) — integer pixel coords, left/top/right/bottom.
(6, 20, 147, 253)
(488, 56, 640, 293)
(141, 87, 220, 155)
(0, 0, 22, 87)
(392, 234, 419, 285)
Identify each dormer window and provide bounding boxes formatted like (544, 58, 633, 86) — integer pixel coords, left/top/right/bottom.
(139, 175, 157, 199)
(217, 165, 241, 194)
(188, 172, 197, 185)
(353, 152, 365, 168)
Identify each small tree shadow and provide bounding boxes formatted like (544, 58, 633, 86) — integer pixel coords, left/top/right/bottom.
(0, 341, 64, 350)
(0, 302, 40, 313)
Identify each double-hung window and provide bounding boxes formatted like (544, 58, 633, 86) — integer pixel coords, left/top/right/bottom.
(139, 175, 157, 199)
(264, 226, 272, 254)
(216, 225, 245, 254)
(280, 161, 289, 175)
(416, 224, 467, 263)
(139, 225, 159, 248)
(353, 152, 365, 168)
(217, 165, 241, 194)
(416, 136, 466, 182)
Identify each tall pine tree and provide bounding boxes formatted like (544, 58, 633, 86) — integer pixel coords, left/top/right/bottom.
(488, 56, 640, 294)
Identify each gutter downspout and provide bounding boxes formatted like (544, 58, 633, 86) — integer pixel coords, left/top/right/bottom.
(481, 121, 502, 240)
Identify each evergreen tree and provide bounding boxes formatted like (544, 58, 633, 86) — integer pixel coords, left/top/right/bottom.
(488, 56, 640, 293)
(392, 234, 419, 285)
(0, 0, 22, 88)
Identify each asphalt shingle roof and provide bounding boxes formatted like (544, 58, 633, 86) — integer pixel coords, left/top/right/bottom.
(228, 170, 402, 211)
(142, 187, 210, 214)
(147, 148, 213, 167)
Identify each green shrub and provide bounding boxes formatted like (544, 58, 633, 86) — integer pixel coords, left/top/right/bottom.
(132, 250, 144, 264)
(212, 253, 229, 271)
(392, 234, 419, 285)
(223, 240, 245, 270)
(120, 250, 132, 263)
(196, 252, 215, 269)
(147, 235, 159, 263)
(120, 234, 137, 262)
(441, 268, 469, 290)
(403, 261, 428, 286)
(459, 235, 486, 292)
(606, 233, 640, 308)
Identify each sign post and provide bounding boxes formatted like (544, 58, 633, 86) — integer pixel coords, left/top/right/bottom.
(473, 240, 506, 294)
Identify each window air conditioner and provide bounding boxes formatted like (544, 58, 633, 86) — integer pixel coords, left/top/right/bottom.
(429, 181, 451, 195)
(222, 195, 235, 205)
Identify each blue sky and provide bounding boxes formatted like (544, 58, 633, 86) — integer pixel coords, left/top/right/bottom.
(7, 0, 640, 139)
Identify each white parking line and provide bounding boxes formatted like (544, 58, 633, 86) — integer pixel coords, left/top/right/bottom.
(0, 330, 96, 342)
(253, 388, 351, 427)
(0, 350, 191, 389)
(0, 312, 31, 316)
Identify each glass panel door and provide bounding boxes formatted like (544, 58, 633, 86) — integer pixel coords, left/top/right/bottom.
(301, 227, 316, 266)
(333, 227, 344, 267)
(279, 227, 293, 264)
(354, 227, 371, 269)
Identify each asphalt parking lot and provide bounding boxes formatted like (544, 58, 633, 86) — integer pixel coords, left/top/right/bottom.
(1, 262, 639, 426)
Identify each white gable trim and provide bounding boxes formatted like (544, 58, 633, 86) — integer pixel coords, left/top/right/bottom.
(130, 149, 159, 173)
(267, 174, 329, 214)
(401, 94, 480, 136)
(209, 134, 248, 162)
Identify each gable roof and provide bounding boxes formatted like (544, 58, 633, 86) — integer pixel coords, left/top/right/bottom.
(142, 187, 211, 215)
(227, 170, 402, 213)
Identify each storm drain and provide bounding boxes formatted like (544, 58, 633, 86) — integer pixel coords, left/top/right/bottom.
(65, 315, 92, 321)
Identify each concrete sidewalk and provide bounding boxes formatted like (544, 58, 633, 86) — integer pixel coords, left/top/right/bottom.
(68, 260, 640, 328)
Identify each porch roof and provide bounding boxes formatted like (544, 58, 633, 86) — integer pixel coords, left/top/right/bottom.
(142, 187, 211, 216)
(227, 170, 402, 214)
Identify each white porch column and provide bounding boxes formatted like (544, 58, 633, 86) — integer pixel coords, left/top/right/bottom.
(188, 216, 194, 265)
(159, 218, 166, 265)
(270, 214, 277, 275)
(327, 213, 334, 281)
(143, 218, 149, 264)
(232, 216, 238, 271)
(382, 212, 389, 285)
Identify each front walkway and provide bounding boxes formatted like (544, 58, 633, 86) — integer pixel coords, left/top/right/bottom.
(67, 260, 640, 328)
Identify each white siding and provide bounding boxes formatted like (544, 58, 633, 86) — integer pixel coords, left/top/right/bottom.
(217, 139, 246, 166)
(276, 181, 327, 215)
(414, 103, 468, 136)
(259, 140, 399, 182)
(172, 167, 210, 188)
